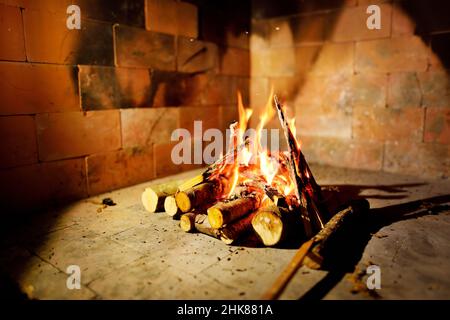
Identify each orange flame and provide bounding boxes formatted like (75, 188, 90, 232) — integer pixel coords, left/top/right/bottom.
(220, 90, 303, 200)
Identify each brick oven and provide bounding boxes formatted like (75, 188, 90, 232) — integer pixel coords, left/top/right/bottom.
(0, 0, 449, 301)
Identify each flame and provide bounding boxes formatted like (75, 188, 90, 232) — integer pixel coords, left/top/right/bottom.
(237, 91, 252, 145)
(227, 163, 240, 198)
(219, 89, 305, 201)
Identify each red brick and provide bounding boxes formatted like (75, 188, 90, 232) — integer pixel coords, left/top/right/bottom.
(179, 106, 221, 134)
(250, 49, 271, 77)
(250, 20, 270, 51)
(330, 4, 391, 42)
(270, 75, 305, 105)
(0, 0, 24, 6)
(235, 77, 250, 106)
(79, 66, 152, 110)
(23, 9, 114, 65)
(268, 47, 296, 77)
(145, 0, 177, 35)
(0, 158, 87, 212)
(177, 37, 218, 73)
(270, 13, 329, 46)
(153, 142, 182, 177)
(36, 111, 121, 161)
(114, 25, 175, 70)
(392, 3, 416, 37)
(352, 73, 387, 108)
(198, 74, 237, 106)
(86, 147, 154, 195)
(295, 102, 352, 139)
(355, 37, 429, 72)
(121, 108, 179, 149)
(250, 77, 269, 109)
(220, 47, 250, 76)
(72, 0, 145, 27)
(0, 116, 37, 169)
(146, 0, 198, 38)
(384, 142, 450, 178)
(0, 4, 26, 61)
(300, 136, 383, 171)
(387, 72, 422, 109)
(21, 0, 71, 12)
(295, 45, 322, 75)
(0, 62, 80, 115)
(176, 1, 198, 38)
(310, 43, 354, 75)
(353, 106, 424, 142)
(418, 71, 450, 108)
(424, 108, 450, 144)
(296, 74, 353, 110)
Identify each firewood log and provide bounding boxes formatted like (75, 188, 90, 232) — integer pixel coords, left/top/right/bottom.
(164, 195, 181, 218)
(274, 96, 326, 236)
(220, 212, 256, 245)
(180, 213, 221, 239)
(251, 205, 299, 246)
(141, 180, 185, 213)
(180, 212, 197, 232)
(175, 182, 222, 213)
(207, 196, 260, 229)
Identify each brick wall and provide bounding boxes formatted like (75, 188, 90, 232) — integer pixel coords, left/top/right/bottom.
(251, 0, 450, 179)
(0, 0, 250, 213)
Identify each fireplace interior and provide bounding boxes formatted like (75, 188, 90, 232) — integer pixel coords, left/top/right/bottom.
(0, 0, 449, 300)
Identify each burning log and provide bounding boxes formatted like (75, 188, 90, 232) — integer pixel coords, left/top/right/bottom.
(207, 196, 260, 229)
(251, 205, 300, 246)
(141, 180, 185, 213)
(175, 182, 223, 213)
(274, 96, 326, 237)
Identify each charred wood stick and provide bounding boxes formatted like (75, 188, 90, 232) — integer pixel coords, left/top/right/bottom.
(303, 199, 370, 269)
(175, 182, 223, 213)
(207, 196, 260, 229)
(141, 179, 185, 213)
(262, 199, 370, 300)
(274, 96, 318, 236)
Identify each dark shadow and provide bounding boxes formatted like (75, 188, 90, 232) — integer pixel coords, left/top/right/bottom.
(298, 192, 450, 300)
(397, 0, 450, 68)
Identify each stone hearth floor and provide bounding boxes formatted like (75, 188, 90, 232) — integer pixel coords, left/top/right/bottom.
(1, 165, 449, 299)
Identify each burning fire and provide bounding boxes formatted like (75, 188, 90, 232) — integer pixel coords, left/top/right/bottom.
(212, 92, 300, 205)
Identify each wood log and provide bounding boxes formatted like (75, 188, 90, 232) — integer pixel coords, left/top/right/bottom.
(179, 213, 221, 238)
(180, 212, 197, 232)
(274, 96, 325, 236)
(220, 212, 256, 245)
(141, 180, 185, 213)
(251, 205, 300, 246)
(207, 196, 260, 229)
(164, 195, 182, 218)
(175, 182, 222, 213)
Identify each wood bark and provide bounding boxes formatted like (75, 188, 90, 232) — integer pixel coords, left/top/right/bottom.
(141, 179, 185, 213)
(207, 196, 260, 229)
(175, 182, 222, 213)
